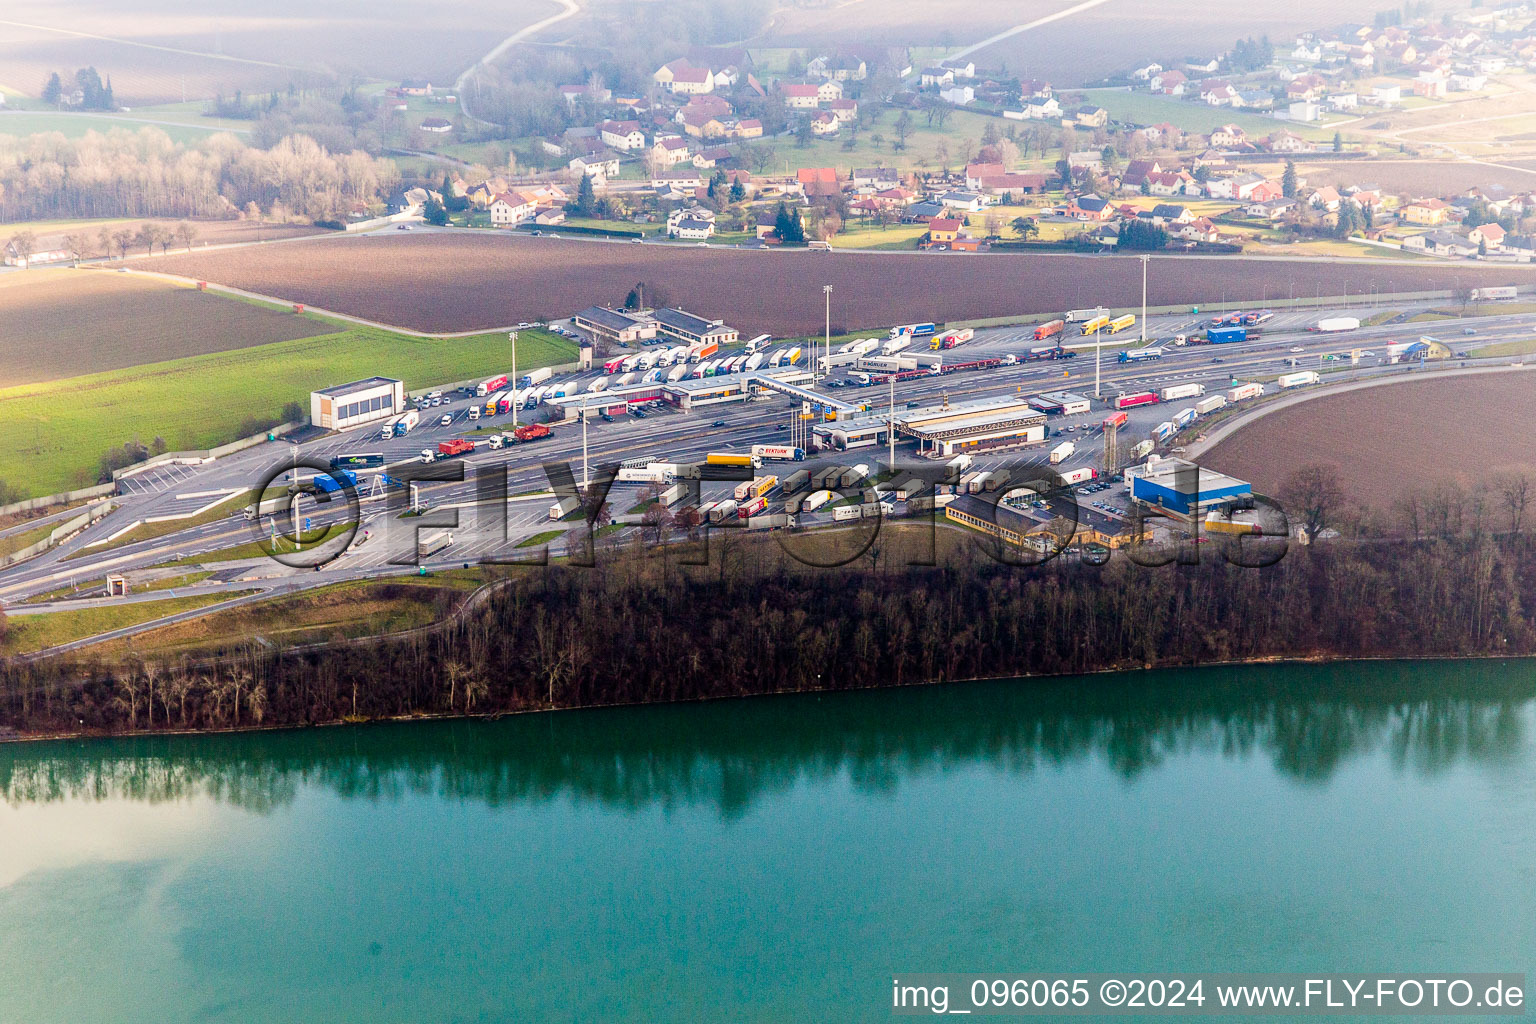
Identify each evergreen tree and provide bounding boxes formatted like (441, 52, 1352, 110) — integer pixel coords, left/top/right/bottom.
(41, 72, 62, 106)
(1281, 160, 1298, 198)
(423, 196, 448, 226)
(570, 173, 597, 217)
(729, 179, 746, 203)
(1333, 131, 1343, 153)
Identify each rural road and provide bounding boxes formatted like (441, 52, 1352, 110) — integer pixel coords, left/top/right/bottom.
(950, 0, 1120, 60)
(456, 0, 583, 127)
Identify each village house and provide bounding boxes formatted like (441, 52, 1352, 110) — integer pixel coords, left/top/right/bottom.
(418, 117, 453, 134)
(806, 54, 867, 81)
(1067, 151, 1103, 174)
(489, 191, 537, 227)
(1074, 105, 1108, 128)
(926, 217, 964, 243)
(1209, 124, 1247, 148)
(1404, 229, 1477, 256)
(919, 67, 954, 87)
(938, 190, 988, 212)
(1120, 159, 1162, 189)
(940, 85, 975, 105)
(1246, 196, 1299, 220)
(815, 80, 844, 102)
(810, 110, 840, 135)
(1150, 69, 1188, 94)
(1173, 217, 1221, 243)
(780, 83, 821, 109)
(569, 155, 621, 181)
(827, 98, 858, 122)
(1400, 198, 1451, 225)
(598, 120, 646, 151)
(651, 169, 706, 191)
(1468, 223, 1506, 249)
(977, 172, 1048, 196)
(1022, 97, 1062, 119)
(940, 58, 976, 78)
(651, 136, 693, 166)
(692, 145, 733, 169)
(855, 167, 901, 189)
(1267, 131, 1311, 153)
(1151, 203, 1195, 225)
(667, 206, 716, 239)
(1066, 195, 1113, 220)
(654, 60, 715, 94)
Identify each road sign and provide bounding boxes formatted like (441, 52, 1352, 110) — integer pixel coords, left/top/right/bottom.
(304, 517, 311, 531)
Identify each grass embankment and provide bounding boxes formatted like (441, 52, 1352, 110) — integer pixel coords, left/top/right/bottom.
(517, 530, 565, 548)
(0, 324, 576, 497)
(92, 575, 478, 657)
(24, 571, 216, 604)
(2, 591, 250, 656)
(1468, 338, 1536, 359)
(0, 520, 60, 560)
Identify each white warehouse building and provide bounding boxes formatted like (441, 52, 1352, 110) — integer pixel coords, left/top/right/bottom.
(310, 376, 405, 430)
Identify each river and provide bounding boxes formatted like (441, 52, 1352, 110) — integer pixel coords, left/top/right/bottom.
(1, 660, 1532, 1022)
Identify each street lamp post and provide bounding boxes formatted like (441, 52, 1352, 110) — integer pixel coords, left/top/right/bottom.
(888, 373, 896, 471)
(822, 285, 832, 386)
(581, 396, 590, 487)
(509, 330, 519, 430)
(1139, 254, 1150, 343)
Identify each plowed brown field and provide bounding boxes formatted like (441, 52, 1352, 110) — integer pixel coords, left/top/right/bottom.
(148, 233, 1536, 338)
(0, 269, 337, 387)
(1202, 372, 1536, 508)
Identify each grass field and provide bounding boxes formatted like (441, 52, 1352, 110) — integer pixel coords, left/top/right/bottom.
(0, 110, 241, 145)
(1079, 89, 1339, 140)
(1, 591, 250, 657)
(0, 322, 575, 497)
(64, 490, 255, 560)
(93, 577, 465, 657)
(1468, 337, 1536, 359)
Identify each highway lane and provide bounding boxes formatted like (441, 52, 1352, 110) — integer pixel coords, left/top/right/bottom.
(6, 303, 1534, 606)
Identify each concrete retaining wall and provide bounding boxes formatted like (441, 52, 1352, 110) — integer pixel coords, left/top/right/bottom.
(0, 484, 115, 520)
(113, 421, 305, 481)
(0, 502, 115, 569)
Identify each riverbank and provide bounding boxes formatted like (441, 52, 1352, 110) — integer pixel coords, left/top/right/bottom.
(4, 523, 1536, 737)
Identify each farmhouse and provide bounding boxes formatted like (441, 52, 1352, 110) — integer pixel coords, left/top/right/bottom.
(780, 83, 821, 109)
(418, 117, 453, 134)
(1400, 198, 1451, 225)
(651, 136, 693, 166)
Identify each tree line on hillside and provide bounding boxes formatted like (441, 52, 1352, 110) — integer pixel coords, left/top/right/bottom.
(5, 462, 1536, 736)
(0, 128, 398, 223)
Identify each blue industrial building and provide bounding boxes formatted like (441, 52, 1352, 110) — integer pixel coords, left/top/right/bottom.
(1127, 457, 1251, 517)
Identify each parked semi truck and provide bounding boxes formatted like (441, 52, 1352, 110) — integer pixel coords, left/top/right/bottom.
(1195, 394, 1228, 415)
(1130, 439, 1156, 460)
(476, 374, 509, 397)
(781, 470, 811, 494)
(518, 366, 553, 388)
(1278, 370, 1321, 388)
(548, 496, 580, 521)
(1226, 382, 1264, 402)
(1114, 391, 1160, 410)
(1049, 441, 1075, 464)
(1080, 314, 1111, 335)
(1033, 319, 1065, 341)
(1067, 306, 1108, 323)
(1108, 314, 1136, 334)
(1060, 467, 1097, 486)
(1160, 383, 1205, 401)
(1102, 411, 1129, 430)
(709, 499, 739, 523)
(394, 410, 420, 435)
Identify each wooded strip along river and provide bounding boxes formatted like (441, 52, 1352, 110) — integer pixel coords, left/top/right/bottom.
(1, 659, 1532, 1023)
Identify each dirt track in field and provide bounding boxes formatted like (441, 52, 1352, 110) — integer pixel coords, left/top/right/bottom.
(1202, 372, 1536, 508)
(147, 232, 1536, 338)
(0, 269, 337, 387)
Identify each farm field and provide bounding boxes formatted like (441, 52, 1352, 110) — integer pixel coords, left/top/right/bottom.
(0, 321, 574, 497)
(1202, 372, 1536, 508)
(148, 231, 1536, 338)
(966, 0, 1411, 86)
(0, 217, 322, 255)
(1294, 158, 1536, 194)
(0, 268, 342, 387)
